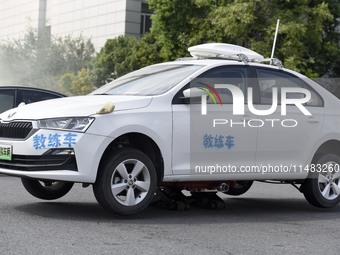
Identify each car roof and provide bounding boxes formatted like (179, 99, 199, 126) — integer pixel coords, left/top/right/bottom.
(157, 58, 308, 79)
(156, 59, 285, 74)
(0, 85, 65, 97)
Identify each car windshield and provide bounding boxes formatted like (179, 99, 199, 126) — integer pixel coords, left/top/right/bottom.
(92, 64, 203, 96)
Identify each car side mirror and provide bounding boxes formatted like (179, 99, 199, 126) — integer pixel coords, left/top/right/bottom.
(181, 88, 205, 104)
(182, 88, 205, 98)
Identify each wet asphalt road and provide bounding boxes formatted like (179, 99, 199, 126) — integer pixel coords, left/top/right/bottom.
(0, 176, 339, 255)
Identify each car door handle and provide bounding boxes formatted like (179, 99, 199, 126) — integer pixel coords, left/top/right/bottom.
(240, 115, 251, 121)
(307, 117, 319, 124)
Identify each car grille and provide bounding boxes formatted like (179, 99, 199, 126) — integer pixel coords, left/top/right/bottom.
(0, 154, 78, 172)
(0, 121, 33, 139)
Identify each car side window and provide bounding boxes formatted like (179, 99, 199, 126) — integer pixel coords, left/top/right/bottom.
(256, 68, 323, 107)
(18, 90, 59, 105)
(0, 89, 15, 113)
(194, 66, 248, 104)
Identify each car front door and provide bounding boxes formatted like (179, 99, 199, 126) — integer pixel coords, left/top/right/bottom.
(172, 66, 258, 178)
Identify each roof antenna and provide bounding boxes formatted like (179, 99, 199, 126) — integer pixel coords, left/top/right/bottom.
(270, 19, 280, 65)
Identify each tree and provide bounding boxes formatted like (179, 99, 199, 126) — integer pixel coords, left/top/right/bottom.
(90, 34, 163, 86)
(146, 0, 199, 61)
(59, 68, 96, 96)
(323, 0, 340, 77)
(148, 0, 339, 77)
(90, 36, 137, 86)
(0, 29, 95, 92)
(47, 34, 95, 75)
(0, 29, 38, 85)
(125, 33, 163, 73)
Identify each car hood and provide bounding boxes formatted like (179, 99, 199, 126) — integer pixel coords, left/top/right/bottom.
(0, 95, 152, 121)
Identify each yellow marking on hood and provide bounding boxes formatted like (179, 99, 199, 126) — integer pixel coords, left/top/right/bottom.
(97, 102, 115, 114)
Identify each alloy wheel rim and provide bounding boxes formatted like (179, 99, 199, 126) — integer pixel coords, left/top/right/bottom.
(110, 159, 151, 206)
(318, 161, 340, 200)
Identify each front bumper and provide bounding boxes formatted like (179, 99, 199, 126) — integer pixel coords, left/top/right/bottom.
(0, 153, 77, 172)
(0, 128, 112, 183)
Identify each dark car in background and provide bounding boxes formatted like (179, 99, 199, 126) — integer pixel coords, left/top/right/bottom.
(0, 86, 65, 113)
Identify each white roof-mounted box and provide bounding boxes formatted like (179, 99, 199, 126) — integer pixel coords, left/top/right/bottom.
(188, 43, 265, 62)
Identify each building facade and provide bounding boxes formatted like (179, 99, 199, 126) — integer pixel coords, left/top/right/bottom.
(0, 0, 151, 51)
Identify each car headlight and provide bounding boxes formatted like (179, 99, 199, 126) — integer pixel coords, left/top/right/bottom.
(37, 117, 95, 132)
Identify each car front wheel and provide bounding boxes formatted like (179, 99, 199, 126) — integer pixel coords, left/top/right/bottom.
(93, 148, 157, 215)
(303, 154, 340, 208)
(21, 178, 74, 200)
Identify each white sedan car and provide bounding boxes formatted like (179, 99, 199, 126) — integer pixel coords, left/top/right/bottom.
(0, 43, 339, 215)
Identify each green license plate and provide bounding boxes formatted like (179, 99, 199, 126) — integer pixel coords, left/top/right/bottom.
(0, 144, 12, 161)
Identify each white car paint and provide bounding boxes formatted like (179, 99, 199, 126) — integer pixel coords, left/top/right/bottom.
(0, 58, 339, 185)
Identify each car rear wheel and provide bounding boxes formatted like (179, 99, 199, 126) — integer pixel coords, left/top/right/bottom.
(21, 178, 74, 200)
(303, 154, 340, 208)
(224, 181, 253, 196)
(93, 148, 157, 215)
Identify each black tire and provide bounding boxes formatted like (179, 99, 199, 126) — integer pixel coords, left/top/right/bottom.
(174, 201, 186, 211)
(21, 178, 74, 200)
(93, 148, 157, 215)
(224, 181, 253, 196)
(210, 200, 225, 210)
(303, 154, 340, 208)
